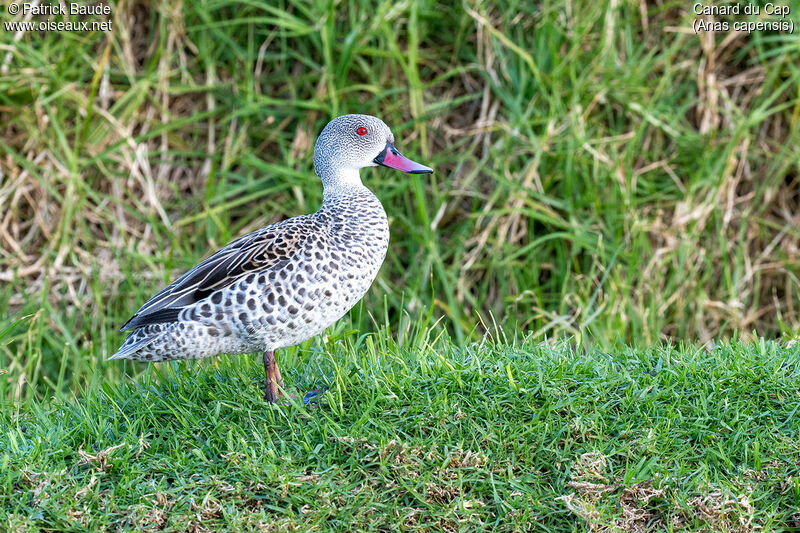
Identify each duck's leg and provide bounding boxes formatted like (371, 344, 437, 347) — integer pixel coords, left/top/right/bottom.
(262, 349, 285, 402)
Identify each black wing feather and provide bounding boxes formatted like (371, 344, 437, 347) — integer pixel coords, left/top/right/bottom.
(119, 216, 318, 331)
(121, 307, 183, 331)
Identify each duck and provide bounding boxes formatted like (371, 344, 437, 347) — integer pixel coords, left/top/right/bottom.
(109, 114, 433, 403)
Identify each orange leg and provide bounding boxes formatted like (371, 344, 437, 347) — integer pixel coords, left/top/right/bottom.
(262, 350, 285, 403)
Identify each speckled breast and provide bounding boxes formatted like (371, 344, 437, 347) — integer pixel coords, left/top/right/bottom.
(230, 188, 389, 351)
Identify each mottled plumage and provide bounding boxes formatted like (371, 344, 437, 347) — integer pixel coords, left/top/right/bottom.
(110, 114, 433, 402)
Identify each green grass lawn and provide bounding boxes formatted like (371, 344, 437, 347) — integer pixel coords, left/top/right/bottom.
(3, 334, 799, 531)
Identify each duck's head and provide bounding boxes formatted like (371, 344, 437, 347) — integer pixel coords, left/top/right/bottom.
(314, 114, 433, 189)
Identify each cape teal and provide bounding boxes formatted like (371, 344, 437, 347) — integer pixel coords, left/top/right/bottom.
(110, 114, 433, 402)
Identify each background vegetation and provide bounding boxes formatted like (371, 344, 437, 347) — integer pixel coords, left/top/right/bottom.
(0, 1, 799, 400)
(2, 0, 800, 530)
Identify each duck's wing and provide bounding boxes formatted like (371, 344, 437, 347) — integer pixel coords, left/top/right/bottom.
(119, 216, 320, 332)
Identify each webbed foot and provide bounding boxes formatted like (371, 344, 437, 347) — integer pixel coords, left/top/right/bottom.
(302, 387, 328, 407)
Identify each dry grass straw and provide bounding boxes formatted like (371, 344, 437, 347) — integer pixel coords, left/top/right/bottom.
(0, 0, 798, 372)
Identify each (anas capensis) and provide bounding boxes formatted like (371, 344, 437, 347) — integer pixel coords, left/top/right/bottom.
(110, 114, 433, 403)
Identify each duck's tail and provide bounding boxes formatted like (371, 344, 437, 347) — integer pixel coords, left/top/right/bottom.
(106, 331, 162, 361)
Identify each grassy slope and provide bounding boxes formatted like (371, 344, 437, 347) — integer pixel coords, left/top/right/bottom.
(1, 0, 800, 401)
(2, 335, 800, 531)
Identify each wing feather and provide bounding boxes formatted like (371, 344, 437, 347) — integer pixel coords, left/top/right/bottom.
(120, 216, 318, 331)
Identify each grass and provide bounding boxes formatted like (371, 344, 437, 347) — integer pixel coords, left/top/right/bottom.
(2, 1, 800, 529)
(1, 0, 800, 400)
(2, 333, 800, 531)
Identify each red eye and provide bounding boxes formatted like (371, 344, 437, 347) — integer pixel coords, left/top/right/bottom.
(356, 127, 367, 136)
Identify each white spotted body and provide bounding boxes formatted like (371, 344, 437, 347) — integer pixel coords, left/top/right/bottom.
(110, 115, 429, 365)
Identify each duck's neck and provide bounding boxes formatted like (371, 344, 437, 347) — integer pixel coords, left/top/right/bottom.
(320, 167, 368, 202)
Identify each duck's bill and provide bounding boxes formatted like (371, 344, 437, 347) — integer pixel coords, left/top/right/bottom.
(374, 143, 433, 174)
